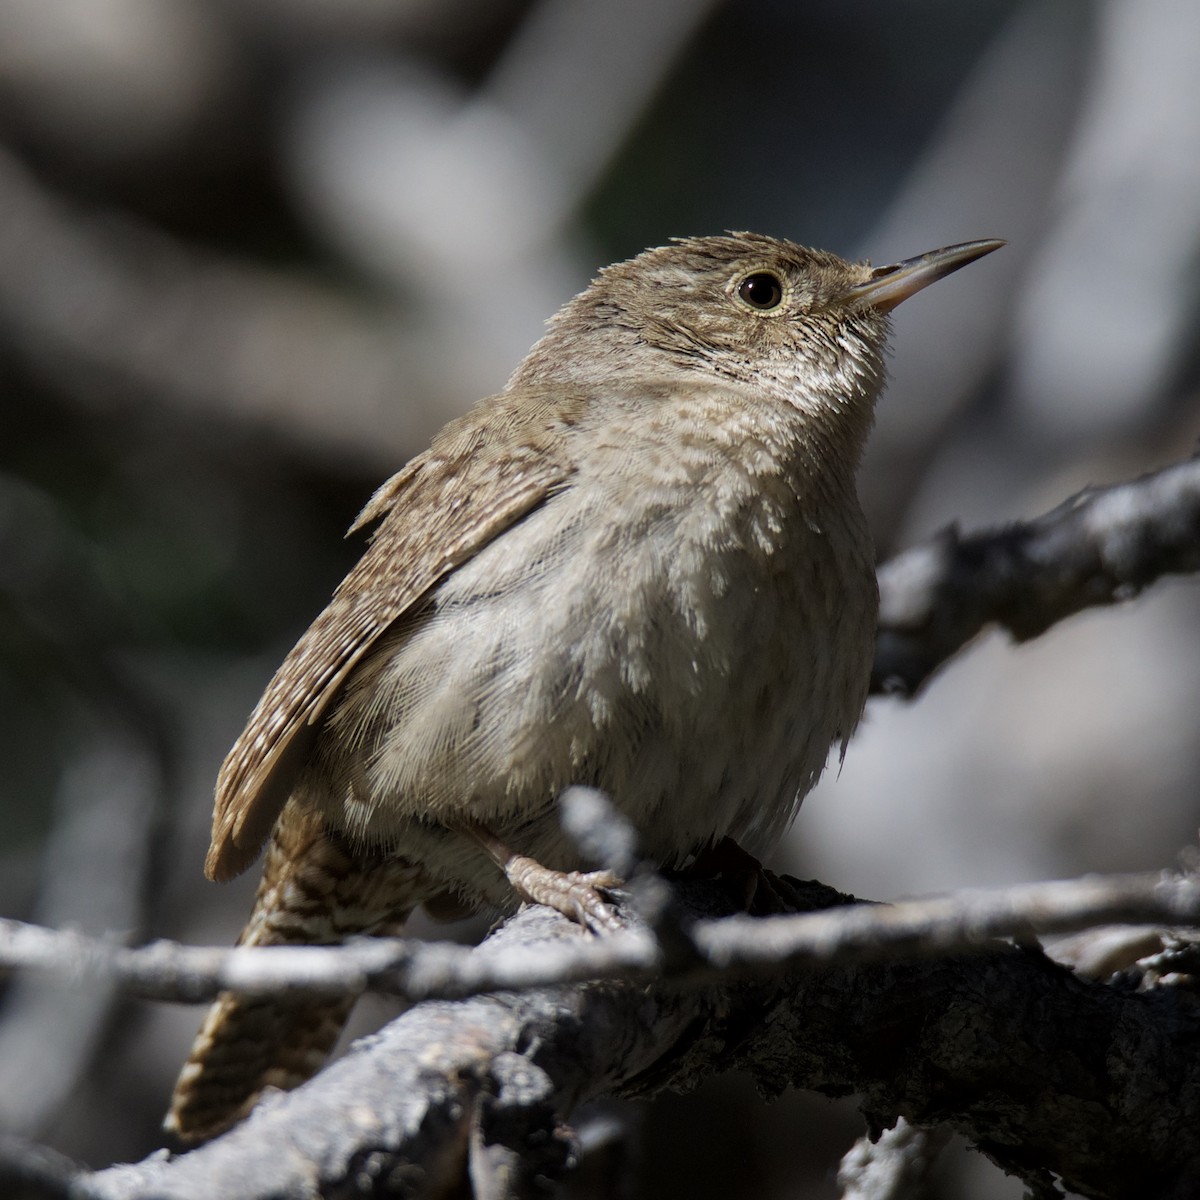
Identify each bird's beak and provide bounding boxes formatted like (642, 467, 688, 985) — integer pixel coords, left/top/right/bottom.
(845, 239, 1005, 314)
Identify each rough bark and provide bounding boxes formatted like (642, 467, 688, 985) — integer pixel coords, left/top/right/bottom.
(75, 881, 1200, 1200)
(873, 454, 1200, 696)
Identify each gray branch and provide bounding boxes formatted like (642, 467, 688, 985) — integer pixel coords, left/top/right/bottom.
(837, 1118, 950, 1200)
(873, 453, 1200, 696)
(62, 880, 1200, 1200)
(1, 871, 1198, 1007)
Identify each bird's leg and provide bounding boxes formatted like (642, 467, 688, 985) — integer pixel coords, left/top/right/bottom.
(458, 821, 624, 934)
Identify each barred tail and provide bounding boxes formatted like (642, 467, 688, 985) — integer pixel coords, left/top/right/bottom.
(166, 989, 358, 1144)
(166, 806, 434, 1143)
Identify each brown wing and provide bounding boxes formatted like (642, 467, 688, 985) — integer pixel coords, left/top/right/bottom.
(205, 389, 581, 882)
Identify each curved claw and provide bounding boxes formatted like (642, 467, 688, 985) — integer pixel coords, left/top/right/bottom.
(506, 857, 625, 934)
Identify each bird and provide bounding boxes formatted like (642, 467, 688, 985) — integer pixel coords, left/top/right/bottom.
(166, 231, 1002, 1143)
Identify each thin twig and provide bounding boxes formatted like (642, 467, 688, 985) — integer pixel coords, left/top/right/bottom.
(1, 870, 1197, 1006)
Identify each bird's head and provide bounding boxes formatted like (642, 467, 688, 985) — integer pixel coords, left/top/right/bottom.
(519, 232, 1002, 411)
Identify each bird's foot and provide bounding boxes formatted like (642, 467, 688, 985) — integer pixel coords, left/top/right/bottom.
(505, 856, 624, 934)
(457, 820, 625, 933)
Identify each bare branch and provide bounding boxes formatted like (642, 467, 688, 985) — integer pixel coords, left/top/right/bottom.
(69, 884, 1200, 1200)
(837, 1118, 950, 1200)
(872, 454, 1200, 696)
(2, 871, 1199, 1007)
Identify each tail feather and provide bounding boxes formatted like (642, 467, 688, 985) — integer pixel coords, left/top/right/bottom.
(166, 805, 436, 1144)
(166, 991, 357, 1143)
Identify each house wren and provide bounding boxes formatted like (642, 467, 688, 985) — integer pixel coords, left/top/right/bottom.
(167, 232, 1002, 1142)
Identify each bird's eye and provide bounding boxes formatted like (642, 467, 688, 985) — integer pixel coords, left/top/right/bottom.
(736, 271, 785, 312)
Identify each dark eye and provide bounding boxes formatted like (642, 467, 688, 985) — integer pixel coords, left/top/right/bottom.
(737, 271, 785, 311)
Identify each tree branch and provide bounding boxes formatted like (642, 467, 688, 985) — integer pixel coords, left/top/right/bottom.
(69, 881, 1200, 1200)
(837, 1117, 949, 1200)
(872, 453, 1200, 696)
(1, 871, 1198, 1006)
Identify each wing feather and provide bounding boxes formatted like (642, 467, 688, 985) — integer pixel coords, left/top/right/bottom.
(205, 390, 581, 881)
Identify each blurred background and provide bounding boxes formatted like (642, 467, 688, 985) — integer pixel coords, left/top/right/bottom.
(2, 0, 1199, 1195)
